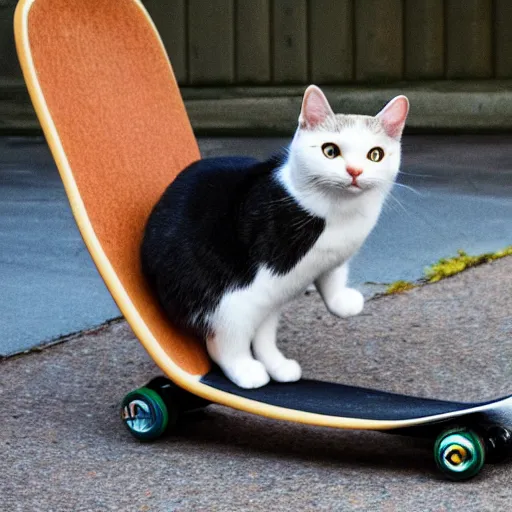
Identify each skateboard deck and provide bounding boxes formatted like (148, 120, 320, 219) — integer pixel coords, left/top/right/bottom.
(15, 0, 512, 438)
(202, 369, 512, 432)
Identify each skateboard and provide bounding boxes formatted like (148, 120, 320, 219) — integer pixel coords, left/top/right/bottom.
(15, 0, 512, 481)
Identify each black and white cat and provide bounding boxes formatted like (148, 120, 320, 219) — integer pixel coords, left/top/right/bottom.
(141, 85, 409, 389)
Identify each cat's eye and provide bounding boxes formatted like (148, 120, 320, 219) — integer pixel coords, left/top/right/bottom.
(367, 147, 384, 162)
(322, 143, 341, 159)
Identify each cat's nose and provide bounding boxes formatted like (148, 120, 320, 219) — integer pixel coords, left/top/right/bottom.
(346, 166, 363, 178)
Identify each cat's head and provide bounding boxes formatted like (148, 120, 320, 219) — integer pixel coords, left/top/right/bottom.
(289, 85, 409, 196)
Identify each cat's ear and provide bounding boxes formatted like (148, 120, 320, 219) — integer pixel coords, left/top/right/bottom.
(299, 85, 334, 129)
(376, 95, 409, 139)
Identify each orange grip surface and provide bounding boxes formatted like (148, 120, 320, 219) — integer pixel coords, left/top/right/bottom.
(20, 0, 211, 375)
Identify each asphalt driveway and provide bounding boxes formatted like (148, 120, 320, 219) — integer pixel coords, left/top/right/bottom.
(1, 256, 511, 511)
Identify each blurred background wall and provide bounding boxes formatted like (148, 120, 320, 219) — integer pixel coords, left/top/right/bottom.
(145, 0, 512, 85)
(1, 0, 511, 132)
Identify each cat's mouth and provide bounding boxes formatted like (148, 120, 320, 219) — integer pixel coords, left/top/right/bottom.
(346, 183, 363, 193)
(343, 176, 363, 192)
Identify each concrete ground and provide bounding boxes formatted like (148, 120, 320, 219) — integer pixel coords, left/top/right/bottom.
(1, 134, 511, 356)
(1, 256, 512, 511)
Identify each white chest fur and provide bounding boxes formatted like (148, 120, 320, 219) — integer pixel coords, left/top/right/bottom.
(209, 197, 381, 337)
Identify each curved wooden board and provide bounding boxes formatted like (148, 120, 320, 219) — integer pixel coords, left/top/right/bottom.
(15, 0, 210, 377)
(15, 0, 512, 432)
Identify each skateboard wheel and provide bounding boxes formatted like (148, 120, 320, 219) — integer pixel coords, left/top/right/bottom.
(484, 426, 512, 463)
(121, 387, 170, 441)
(434, 428, 485, 481)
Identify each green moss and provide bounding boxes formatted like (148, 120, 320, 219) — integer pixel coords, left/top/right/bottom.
(425, 246, 512, 283)
(385, 280, 416, 295)
(383, 245, 512, 295)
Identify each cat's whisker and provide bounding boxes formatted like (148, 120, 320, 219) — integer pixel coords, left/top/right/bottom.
(392, 182, 423, 195)
(382, 201, 402, 217)
(382, 201, 398, 213)
(266, 195, 297, 208)
(373, 187, 400, 215)
(398, 170, 434, 178)
(383, 199, 403, 216)
(289, 214, 315, 231)
(387, 193, 412, 217)
(366, 177, 422, 196)
(379, 186, 439, 229)
(386, 190, 407, 208)
(267, 194, 293, 204)
(309, 176, 349, 191)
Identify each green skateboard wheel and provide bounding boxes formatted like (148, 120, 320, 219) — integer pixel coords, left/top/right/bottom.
(434, 428, 485, 481)
(121, 387, 169, 441)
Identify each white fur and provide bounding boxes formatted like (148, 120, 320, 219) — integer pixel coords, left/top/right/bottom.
(206, 88, 408, 388)
(315, 264, 364, 318)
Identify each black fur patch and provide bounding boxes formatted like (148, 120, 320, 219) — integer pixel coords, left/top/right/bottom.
(141, 155, 325, 338)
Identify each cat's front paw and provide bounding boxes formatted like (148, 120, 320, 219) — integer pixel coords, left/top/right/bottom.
(326, 288, 364, 318)
(224, 359, 270, 389)
(267, 359, 302, 383)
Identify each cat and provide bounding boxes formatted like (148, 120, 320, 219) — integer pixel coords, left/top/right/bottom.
(141, 85, 409, 389)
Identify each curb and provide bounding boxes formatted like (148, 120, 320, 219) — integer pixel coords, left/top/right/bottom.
(183, 81, 512, 134)
(2, 80, 512, 134)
